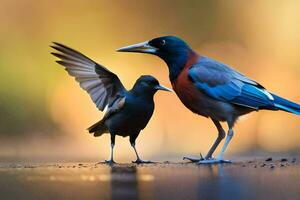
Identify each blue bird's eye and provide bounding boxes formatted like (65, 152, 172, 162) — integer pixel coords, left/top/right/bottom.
(160, 40, 166, 46)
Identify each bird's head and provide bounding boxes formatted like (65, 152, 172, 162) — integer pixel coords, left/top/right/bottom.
(132, 75, 172, 96)
(117, 36, 191, 60)
(118, 36, 196, 81)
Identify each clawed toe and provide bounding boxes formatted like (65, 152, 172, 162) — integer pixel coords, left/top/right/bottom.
(183, 153, 205, 162)
(105, 160, 116, 165)
(198, 158, 231, 164)
(183, 153, 232, 164)
(183, 157, 202, 162)
(132, 159, 154, 164)
(96, 160, 116, 165)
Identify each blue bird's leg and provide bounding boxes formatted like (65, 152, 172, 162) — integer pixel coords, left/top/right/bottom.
(198, 127, 233, 164)
(183, 119, 225, 162)
(216, 128, 233, 161)
(205, 119, 225, 159)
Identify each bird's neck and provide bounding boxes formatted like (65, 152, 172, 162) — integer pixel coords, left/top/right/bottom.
(162, 50, 199, 82)
(130, 87, 155, 100)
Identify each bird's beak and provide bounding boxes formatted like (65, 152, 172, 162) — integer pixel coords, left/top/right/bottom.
(117, 41, 158, 54)
(155, 85, 173, 92)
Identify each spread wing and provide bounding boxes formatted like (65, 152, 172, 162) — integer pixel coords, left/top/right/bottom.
(51, 42, 126, 111)
(102, 95, 126, 121)
(188, 56, 274, 109)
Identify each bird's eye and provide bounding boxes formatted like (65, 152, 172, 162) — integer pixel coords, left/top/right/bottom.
(145, 80, 156, 86)
(160, 40, 166, 46)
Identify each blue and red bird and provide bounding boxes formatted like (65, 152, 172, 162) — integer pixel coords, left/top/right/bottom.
(118, 36, 300, 164)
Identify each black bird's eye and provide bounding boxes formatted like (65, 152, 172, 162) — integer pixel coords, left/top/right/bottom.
(160, 40, 166, 46)
(146, 80, 153, 85)
(145, 80, 156, 86)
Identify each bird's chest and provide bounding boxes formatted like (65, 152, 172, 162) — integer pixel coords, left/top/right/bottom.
(172, 67, 215, 117)
(126, 99, 154, 121)
(108, 98, 154, 136)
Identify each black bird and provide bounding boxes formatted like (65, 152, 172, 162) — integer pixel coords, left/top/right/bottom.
(51, 42, 172, 164)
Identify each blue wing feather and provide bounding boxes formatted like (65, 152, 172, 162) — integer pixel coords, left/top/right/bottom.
(232, 84, 273, 109)
(189, 57, 274, 109)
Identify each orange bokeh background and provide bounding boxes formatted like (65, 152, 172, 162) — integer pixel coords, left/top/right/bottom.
(0, 0, 299, 161)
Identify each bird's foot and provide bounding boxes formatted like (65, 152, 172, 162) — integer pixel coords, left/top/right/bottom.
(132, 159, 154, 164)
(198, 157, 231, 164)
(97, 160, 116, 165)
(105, 159, 116, 165)
(183, 153, 205, 162)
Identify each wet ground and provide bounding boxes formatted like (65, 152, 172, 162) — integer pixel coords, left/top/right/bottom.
(0, 157, 299, 200)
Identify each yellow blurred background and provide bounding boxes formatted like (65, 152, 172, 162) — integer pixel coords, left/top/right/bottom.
(0, 0, 299, 161)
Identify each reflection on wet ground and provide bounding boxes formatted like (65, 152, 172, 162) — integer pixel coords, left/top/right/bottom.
(0, 158, 299, 200)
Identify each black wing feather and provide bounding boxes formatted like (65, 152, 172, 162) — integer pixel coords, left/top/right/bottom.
(51, 42, 126, 111)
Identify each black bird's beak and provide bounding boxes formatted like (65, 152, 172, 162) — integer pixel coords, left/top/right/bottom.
(117, 41, 157, 54)
(154, 85, 173, 92)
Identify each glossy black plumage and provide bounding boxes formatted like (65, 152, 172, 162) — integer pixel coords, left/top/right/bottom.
(51, 42, 171, 164)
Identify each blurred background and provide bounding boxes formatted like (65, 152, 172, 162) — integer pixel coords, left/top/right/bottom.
(0, 0, 299, 162)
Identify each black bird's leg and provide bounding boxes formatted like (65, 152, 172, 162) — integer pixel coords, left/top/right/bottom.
(105, 134, 116, 165)
(130, 135, 153, 164)
(183, 119, 225, 162)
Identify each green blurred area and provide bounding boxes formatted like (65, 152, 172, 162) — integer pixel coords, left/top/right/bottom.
(0, 42, 54, 137)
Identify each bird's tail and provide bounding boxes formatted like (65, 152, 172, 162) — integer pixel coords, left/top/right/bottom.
(272, 93, 300, 115)
(87, 120, 108, 137)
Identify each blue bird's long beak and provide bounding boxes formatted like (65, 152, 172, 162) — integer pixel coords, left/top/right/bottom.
(155, 85, 173, 92)
(117, 41, 157, 54)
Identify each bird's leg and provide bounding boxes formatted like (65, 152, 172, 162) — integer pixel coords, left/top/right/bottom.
(204, 120, 225, 159)
(104, 134, 116, 165)
(131, 143, 153, 164)
(215, 128, 233, 161)
(105, 143, 115, 165)
(130, 136, 153, 164)
(183, 119, 225, 162)
(198, 125, 233, 164)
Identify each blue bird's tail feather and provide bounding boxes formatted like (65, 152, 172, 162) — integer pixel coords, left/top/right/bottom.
(272, 93, 300, 115)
